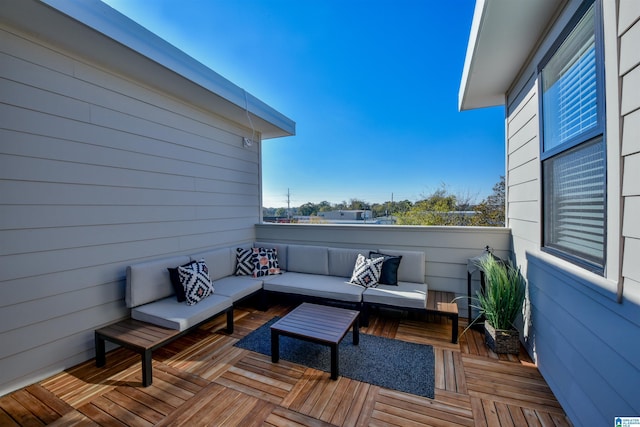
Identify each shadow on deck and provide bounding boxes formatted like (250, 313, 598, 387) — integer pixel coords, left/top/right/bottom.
(0, 294, 571, 426)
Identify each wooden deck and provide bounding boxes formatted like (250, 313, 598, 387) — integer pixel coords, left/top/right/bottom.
(0, 296, 572, 426)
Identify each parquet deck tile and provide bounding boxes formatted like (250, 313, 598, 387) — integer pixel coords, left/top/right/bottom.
(0, 295, 572, 426)
(46, 409, 97, 426)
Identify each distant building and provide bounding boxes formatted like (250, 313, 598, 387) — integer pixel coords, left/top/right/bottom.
(317, 210, 372, 221)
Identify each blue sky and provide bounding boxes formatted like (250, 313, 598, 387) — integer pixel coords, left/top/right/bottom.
(101, 0, 505, 208)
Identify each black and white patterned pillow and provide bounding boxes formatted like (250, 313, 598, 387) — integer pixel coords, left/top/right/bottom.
(253, 247, 281, 277)
(349, 254, 384, 288)
(179, 259, 214, 305)
(235, 248, 255, 276)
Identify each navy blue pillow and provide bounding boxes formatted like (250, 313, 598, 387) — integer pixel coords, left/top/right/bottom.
(369, 252, 402, 286)
(168, 261, 197, 302)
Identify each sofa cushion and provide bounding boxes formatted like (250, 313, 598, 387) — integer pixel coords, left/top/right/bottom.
(375, 249, 425, 283)
(126, 255, 191, 308)
(348, 254, 384, 288)
(191, 247, 234, 281)
(254, 242, 288, 271)
(362, 282, 429, 309)
(263, 272, 364, 303)
(328, 247, 372, 277)
(287, 245, 329, 275)
(179, 259, 214, 306)
(211, 276, 263, 302)
(370, 252, 403, 286)
(131, 294, 232, 331)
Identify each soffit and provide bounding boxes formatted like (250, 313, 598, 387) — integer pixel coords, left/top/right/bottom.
(459, 0, 566, 111)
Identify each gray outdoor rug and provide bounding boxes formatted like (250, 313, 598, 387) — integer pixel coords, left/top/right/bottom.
(234, 317, 435, 399)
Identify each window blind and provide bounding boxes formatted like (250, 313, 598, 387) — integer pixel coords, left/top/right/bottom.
(543, 137, 605, 267)
(542, 4, 596, 152)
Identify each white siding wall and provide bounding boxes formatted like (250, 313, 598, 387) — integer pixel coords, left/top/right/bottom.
(0, 25, 260, 395)
(620, 0, 640, 305)
(255, 223, 512, 303)
(506, 73, 540, 278)
(505, 0, 640, 424)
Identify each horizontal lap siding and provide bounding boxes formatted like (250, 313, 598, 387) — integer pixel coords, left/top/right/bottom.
(620, 6, 640, 305)
(0, 26, 259, 395)
(505, 1, 640, 425)
(527, 254, 640, 426)
(506, 75, 540, 286)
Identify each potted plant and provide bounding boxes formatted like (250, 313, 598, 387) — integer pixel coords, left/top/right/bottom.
(475, 255, 525, 354)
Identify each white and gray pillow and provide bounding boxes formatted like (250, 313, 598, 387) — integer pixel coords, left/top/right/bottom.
(349, 254, 384, 288)
(179, 259, 214, 305)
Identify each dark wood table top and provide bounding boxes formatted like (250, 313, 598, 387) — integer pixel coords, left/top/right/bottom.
(270, 303, 359, 345)
(95, 319, 180, 351)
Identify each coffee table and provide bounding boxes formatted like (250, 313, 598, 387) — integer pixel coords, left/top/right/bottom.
(270, 303, 359, 380)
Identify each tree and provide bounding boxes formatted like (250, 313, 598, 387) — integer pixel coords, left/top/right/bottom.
(317, 201, 332, 212)
(395, 185, 462, 225)
(298, 202, 317, 216)
(347, 199, 367, 210)
(471, 176, 505, 226)
(392, 199, 413, 215)
(262, 207, 276, 217)
(334, 201, 347, 210)
(370, 203, 386, 218)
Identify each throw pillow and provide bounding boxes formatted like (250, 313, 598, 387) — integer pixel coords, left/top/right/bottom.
(252, 247, 281, 277)
(349, 254, 384, 288)
(235, 248, 254, 276)
(168, 261, 197, 302)
(370, 252, 403, 286)
(179, 259, 214, 305)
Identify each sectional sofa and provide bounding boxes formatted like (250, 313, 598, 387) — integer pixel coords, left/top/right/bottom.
(124, 243, 457, 342)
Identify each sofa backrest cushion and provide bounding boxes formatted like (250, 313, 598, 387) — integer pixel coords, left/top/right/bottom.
(190, 247, 234, 281)
(375, 249, 425, 283)
(328, 247, 373, 278)
(254, 242, 289, 271)
(287, 244, 329, 275)
(126, 255, 191, 308)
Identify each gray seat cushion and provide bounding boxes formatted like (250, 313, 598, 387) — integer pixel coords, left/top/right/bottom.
(287, 245, 329, 275)
(328, 247, 373, 278)
(212, 275, 263, 302)
(362, 282, 429, 309)
(263, 272, 364, 303)
(131, 294, 232, 331)
(126, 255, 190, 308)
(374, 249, 425, 284)
(190, 247, 234, 281)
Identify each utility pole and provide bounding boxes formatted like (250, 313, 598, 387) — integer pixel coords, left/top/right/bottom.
(287, 188, 291, 219)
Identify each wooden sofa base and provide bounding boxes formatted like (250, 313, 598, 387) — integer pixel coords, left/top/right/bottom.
(95, 307, 233, 386)
(263, 290, 362, 313)
(361, 290, 459, 343)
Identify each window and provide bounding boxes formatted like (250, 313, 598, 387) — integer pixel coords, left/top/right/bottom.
(539, 0, 606, 274)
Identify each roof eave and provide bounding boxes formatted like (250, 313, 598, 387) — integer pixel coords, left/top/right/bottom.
(458, 0, 566, 111)
(0, 0, 295, 139)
